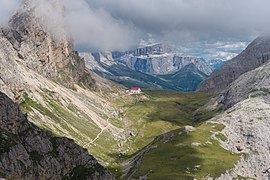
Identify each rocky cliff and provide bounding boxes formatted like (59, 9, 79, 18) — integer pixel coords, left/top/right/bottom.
(131, 43, 176, 56)
(117, 43, 213, 75)
(220, 61, 270, 108)
(196, 37, 270, 179)
(1, 0, 95, 90)
(197, 36, 270, 93)
(81, 43, 212, 91)
(0, 91, 114, 179)
(216, 95, 270, 180)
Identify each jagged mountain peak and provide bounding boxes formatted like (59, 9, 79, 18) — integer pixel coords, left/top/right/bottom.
(81, 44, 212, 91)
(131, 43, 176, 56)
(180, 63, 199, 71)
(11, 0, 68, 41)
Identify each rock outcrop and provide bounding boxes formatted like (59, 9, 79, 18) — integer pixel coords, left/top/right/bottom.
(1, 0, 95, 90)
(197, 36, 270, 93)
(194, 36, 270, 179)
(217, 96, 270, 180)
(116, 43, 213, 75)
(221, 61, 270, 108)
(0, 91, 114, 179)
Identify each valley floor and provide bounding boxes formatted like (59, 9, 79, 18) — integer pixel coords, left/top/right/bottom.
(19, 88, 247, 179)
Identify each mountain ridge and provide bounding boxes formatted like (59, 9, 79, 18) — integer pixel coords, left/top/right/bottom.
(81, 43, 213, 91)
(197, 36, 270, 93)
(1, 0, 96, 92)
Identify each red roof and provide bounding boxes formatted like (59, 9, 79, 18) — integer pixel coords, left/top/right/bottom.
(130, 87, 140, 90)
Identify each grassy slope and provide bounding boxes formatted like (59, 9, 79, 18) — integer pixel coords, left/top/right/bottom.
(19, 89, 239, 179)
(109, 90, 230, 178)
(134, 123, 240, 179)
(119, 90, 216, 154)
(20, 91, 118, 164)
(111, 90, 239, 179)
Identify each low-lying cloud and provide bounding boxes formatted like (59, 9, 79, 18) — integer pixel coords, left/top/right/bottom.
(63, 0, 139, 52)
(28, 0, 140, 51)
(2, 0, 270, 58)
(55, 0, 270, 54)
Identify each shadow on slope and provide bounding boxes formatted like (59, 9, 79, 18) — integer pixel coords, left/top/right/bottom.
(107, 90, 224, 178)
(127, 124, 239, 179)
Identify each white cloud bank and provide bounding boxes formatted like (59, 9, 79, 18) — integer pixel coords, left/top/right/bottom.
(1, 0, 270, 58)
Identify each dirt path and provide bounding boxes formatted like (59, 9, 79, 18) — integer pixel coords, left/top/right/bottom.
(91, 116, 110, 144)
(90, 93, 131, 145)
(90, 101, 110, 144)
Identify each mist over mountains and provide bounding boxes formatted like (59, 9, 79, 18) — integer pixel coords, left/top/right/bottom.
(2, 0, 270, 58)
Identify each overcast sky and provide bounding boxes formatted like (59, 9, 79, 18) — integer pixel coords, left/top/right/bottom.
(1, 0, 270, 60)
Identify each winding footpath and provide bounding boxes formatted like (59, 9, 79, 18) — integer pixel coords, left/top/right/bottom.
(90, 101, 110, 144)
(89, 93, 131, 145)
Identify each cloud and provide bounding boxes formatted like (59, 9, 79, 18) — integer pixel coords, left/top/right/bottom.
(3, 0, 269, 57)
(63, 0, 140, 52)
(28, 0, 139, 52)
(177, 41, 250, 60)
(85, 0, 270, 40)
(30, 0, 258, 58)
(0, 0, 20, 26)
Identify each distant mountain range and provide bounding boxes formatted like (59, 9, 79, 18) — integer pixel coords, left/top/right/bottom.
(81, 43, 213, 91)
(208, 58, 226, 69)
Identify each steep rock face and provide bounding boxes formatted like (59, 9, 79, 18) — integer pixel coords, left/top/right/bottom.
(131, 43, 176, 56)
(0, 91, 114, 179)
(198, 36, 270, 93)
(221, 61, 270, 108)
(1, 0, 95, 90)
(0, 32, 124, 164)
(81, 44, 212, 91)
(117, 44, 213, 75)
